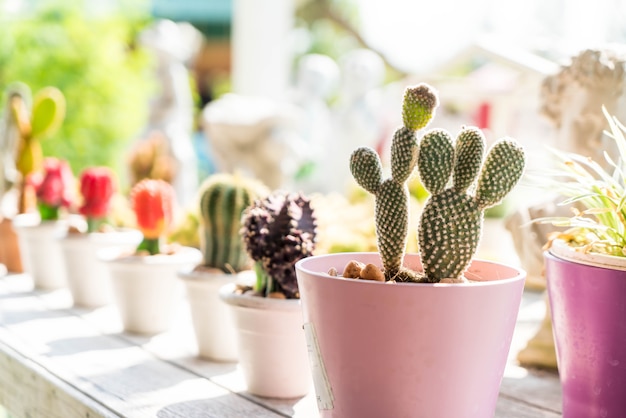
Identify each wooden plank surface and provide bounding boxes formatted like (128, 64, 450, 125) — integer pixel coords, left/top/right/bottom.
(0, 273, 562, 417)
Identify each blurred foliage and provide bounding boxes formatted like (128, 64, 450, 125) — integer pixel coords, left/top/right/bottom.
(0, 1, 154, 182)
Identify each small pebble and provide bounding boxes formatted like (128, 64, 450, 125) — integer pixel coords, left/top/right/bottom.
(343, 260, 364, 278)
(327, 267, 338, 276)
(268, 291, 287, 299)
(360, 263, 385, 281)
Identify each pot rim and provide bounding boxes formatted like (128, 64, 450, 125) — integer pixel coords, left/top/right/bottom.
(219, 282, 301, 311)
(548, 238, 626, 271)
(178, 266, 255, 283)
(296, 252, 526, 287)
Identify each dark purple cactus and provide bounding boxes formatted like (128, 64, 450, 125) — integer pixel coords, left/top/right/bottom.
(241, 191, 317, 298)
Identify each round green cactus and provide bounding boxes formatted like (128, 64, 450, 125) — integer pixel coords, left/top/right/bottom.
(198, 173, 268, 273)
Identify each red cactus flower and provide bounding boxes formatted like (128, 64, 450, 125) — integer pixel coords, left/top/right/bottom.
(80, 167, 116, 219)
(130, 179, 174, 241)
(28, 157, 74, 220)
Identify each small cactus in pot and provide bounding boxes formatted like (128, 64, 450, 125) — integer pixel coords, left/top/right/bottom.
(27, 157, 75, 221)
(78, 166, 116, 233)
(130, 178, 175, 255)
(197, 173, 269, 273)
(349, 83, 526, 282)
(241, 191, 317, 298)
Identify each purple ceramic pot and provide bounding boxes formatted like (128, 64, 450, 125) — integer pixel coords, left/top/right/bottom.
(545, 249, 626, 418)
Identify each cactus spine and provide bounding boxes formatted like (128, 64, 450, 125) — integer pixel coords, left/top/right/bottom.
(350, 84, 438, 281)
(417, 128, 525, 282)
(199, 173, 268, 273)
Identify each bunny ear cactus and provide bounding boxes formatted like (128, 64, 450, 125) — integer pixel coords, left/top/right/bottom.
(79, 167, 116, 233)
(241, 192, 317, 298)
(350, 83, 438, 281)
(198, 173, 269, 273)
(131, 179, 175, 255)
(417, 127, 526, 282)
(4, 84, 66, 214)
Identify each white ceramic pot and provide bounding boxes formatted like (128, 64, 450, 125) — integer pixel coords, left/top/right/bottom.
(99, 246, 202, 335)
(178, 268, 255, 362)
(13, 213, 67, 290)
(59, 229, 142, 308)
(220, 283, 312, 399)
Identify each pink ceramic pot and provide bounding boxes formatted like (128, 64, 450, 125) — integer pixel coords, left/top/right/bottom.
(545, 244, 626, 418)
(295, 252, 525, 418)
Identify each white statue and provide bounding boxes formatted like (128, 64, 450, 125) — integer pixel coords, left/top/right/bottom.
(289, 53, 339, 193)
(136, 19, 203, 206)
(202, 94, 303, 190)
(507, 48, 626, 287)
(330, 49, 387, 193)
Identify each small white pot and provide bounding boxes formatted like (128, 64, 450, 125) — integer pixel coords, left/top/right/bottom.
(13, 213, 67, 290)
(59, 229, 142, 308)
(99, 246, 202, 335)
(219, 283, 312, 399)
(178, 268, 255, 362)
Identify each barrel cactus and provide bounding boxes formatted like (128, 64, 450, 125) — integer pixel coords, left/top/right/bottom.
(241, 191, 317, 298)
(350, 83, 438, 281)
(417, 128, 525, 282)
(198, 173, 268, 273)
(350, 83, 526, 283)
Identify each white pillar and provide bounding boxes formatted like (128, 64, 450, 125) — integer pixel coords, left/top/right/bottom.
(231, 0, 294, 100)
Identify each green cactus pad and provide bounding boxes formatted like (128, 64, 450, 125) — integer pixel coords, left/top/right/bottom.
(475, 139, 526, 209)
(375, 179, 410, 275)
(402, 84, 439, 131)
(350, 147, 383, 194)
(418, 129, 454, 194)
(418, 190, 482, 281)
(390, 127, 419, 183)
(453, 127, 485, 193)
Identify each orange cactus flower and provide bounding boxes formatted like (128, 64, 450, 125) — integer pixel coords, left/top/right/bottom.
(130, 179, 174, 240)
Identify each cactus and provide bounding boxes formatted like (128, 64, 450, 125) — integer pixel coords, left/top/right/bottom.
(198, 173, 269, 273)
(349, 83, 526, 283)
(79, 167, 116, 233)
(350, 83, 438, 281)
(241, 191, 317, 298)
(28, 157, 74, 221)
(417, 128, 525, 282)
(3, 84, 66, 214)
(131, 179, 175, 255)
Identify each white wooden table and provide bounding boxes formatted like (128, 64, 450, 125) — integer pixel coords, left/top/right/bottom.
(0, 273, 562, 417)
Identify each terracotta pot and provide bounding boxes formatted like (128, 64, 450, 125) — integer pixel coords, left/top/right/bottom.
(295, 252, 526, 418)
(178, 268, 255, 361)
(0, 216, 23, 273)
(545, 241, 626, 418)
(59, 229, 142, 308)
(99, 246, 202, 335)
(220, 283, 311, 398)
(13, 213, 67, 290)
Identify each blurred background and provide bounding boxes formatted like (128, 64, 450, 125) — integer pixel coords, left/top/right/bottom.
(1, 0, 626, 257)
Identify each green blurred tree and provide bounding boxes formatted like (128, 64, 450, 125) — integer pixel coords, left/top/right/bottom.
(0, 1, 154, 180)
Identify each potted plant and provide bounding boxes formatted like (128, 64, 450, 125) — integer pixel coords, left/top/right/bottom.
(220, 191, 317, 398)
(295, 83, 527, 417)
(13, 157, 74, 290)
(1, 83, 65, 273)
(58, 166, 141, 308)
(99, 178, 201, 335)
(178, 172, 268, 362)
(536, 108, 626, 418)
